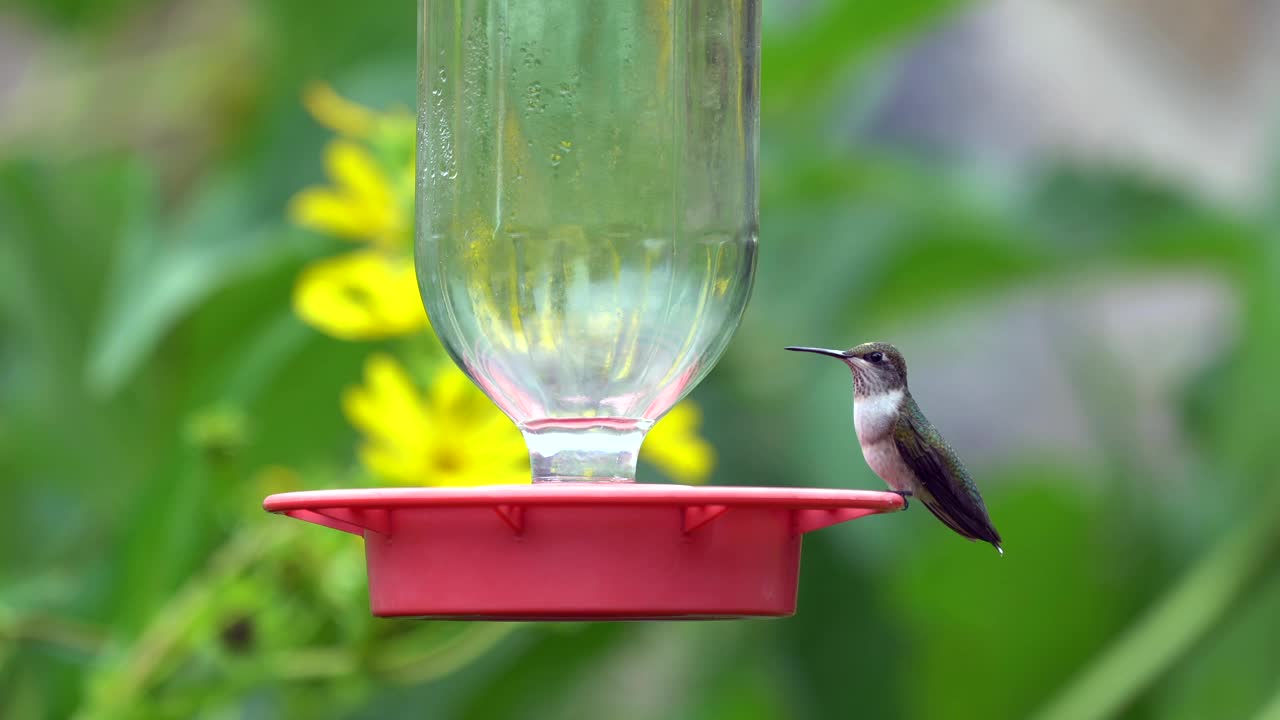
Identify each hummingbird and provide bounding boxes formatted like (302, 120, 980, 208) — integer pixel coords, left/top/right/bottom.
(786, 342, 1003, 553)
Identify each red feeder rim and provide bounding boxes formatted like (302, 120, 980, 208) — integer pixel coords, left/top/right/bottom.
(264, 485, 903, 620)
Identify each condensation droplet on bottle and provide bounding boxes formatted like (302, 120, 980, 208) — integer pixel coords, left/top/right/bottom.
(519, 42, 540, 70)
(525, 82, 545, 113)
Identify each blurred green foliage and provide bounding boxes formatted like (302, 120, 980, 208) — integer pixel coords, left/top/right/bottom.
(4, 0, 1280, 718)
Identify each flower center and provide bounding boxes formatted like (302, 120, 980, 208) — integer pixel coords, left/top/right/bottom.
(431, 445, 463, 474)
(341, 284, 373, 306)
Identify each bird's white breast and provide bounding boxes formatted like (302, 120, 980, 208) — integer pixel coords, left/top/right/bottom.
(853, 388, 904, 443)
(853, 389, 919, 494)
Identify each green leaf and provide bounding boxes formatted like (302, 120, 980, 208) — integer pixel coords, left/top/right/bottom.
(762, 0, 969, 115)
(892, 477, 1143, 720)
(1151, 571, 1280, 720)
(1032, 480, 1280, 720)
(772, 534, 904, 720)
(85, 178, 312, 398)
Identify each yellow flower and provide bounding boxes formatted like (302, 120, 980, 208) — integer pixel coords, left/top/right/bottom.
(289, 140, 405, 249)
(643, 402, 715, 484)
(343, 354, 530, 487)
(343, 354, 717, 486)
(290, 86, 423, 340)
(292, 250, 426, 341)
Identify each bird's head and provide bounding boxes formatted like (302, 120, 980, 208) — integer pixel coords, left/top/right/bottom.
(785, 341, 908, 396)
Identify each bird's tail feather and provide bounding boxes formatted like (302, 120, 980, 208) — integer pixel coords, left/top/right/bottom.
(921, 497, 1003, 552)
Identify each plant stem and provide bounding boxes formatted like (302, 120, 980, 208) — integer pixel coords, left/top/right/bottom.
(376, 623, 517, 684)
(73, 523, 287, 720)
(0, 613, 106, 655)
(1031, 482, 1280, 720)
(274, 648, 357, 679)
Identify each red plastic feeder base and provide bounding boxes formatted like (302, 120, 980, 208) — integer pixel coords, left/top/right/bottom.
(263, 485, 903, 620)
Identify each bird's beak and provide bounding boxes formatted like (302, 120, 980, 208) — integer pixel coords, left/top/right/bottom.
(785, 346, 851, 360)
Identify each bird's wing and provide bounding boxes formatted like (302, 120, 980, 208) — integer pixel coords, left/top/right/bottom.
(893, 396, 1002, 547)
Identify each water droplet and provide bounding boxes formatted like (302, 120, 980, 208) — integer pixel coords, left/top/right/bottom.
(519, 42, 540, 69)
(525, 82, 544, 112)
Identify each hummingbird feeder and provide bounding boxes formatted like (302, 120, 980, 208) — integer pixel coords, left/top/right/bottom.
(264, 0, 903, 619)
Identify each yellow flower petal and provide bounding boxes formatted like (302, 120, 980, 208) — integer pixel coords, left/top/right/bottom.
(344, 355, 531, 487)
(358, 441, 425, 485)
(288, 187, 373, 240)
(643, 401, 716, 484)
(344, 354, 430, 437)
(293, 251, 429, 340)
(426, 365, 474, 412)
(326, 142, 395, 221)
(303, 83, 378, 139)
(288, 140, 405, 249)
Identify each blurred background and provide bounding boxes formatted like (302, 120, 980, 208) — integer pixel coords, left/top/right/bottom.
(4, 0, 1280, 718)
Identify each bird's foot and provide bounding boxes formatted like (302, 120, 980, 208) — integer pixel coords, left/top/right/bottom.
(891, 490, 913, 510)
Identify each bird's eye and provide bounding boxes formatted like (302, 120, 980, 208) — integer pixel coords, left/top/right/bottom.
(866, 352, 884, 363)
